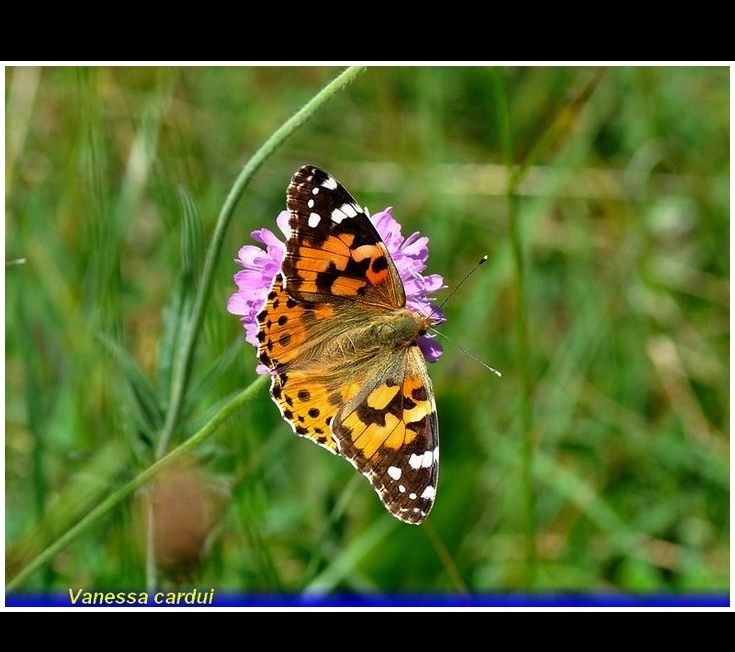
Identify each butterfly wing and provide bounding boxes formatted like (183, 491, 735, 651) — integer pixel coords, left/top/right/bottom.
(284, 165, 405, 309)
(256, 165, 439, 524)
(256, 271, 363, 453)
(332, 345, 438, 524)
(257, 274, 439, 523)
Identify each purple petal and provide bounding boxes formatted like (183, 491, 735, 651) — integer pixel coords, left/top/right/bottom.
(418, 335, 443, 363)
(275, 210, 291, 238)
(227, 292, 249, 316)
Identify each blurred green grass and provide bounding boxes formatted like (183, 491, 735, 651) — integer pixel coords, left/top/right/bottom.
(4, 65, 729, 598)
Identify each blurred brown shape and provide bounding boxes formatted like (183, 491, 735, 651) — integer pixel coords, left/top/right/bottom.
(142, 461, 226, 581)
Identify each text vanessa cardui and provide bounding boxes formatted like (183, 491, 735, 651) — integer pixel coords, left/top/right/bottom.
(256, 166, 441, 524)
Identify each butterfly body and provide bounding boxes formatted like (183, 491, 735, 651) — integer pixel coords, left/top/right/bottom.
(255, 165, 439, 524)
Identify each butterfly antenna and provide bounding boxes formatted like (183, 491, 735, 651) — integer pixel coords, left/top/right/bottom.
(438, 255, 488, 310)
(426, 255, 501, 377)
(431, 328, 502, 377)
(422, 255, 487, 324)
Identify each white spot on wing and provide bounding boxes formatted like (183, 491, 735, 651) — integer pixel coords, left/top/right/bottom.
(409, 450, 434, 469)
(388, 466, 402, 480)
(331, 203, 358, 223)
(308, 213, 321, 228)
(321, 176, 338, 190)
(307, 199, 314, 208)
(341, 203, 358, 217)
(421, 485, 436, 500)
(312, 187, 319, 194)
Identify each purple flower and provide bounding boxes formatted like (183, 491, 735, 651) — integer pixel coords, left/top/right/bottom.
(227, 208, 446, 370)
(227, 210, 290, 349)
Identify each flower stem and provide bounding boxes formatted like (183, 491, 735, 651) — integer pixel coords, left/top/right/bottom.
(156, 65, 366, 459)
(6, 375, 269, 592)
(492, 67, 606, 590)
(144, 66, 366, 590)
(492, 69, 537, 589)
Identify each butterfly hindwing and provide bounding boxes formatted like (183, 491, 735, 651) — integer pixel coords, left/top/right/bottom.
(332, 346, 438, 523)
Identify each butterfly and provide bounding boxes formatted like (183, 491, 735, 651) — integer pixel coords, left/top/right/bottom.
(255, 165, 440, 524)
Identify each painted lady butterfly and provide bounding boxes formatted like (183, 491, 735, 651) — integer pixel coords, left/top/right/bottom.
(256, 166, 440, 524)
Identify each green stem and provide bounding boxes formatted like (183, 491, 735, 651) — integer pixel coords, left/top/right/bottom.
(6, 374, 269, 592)
(492, 69, 536, 589)
(147, 66, 364, 589)
(512, 67, 607, 187)
(156, 65, 366, 459)
(492, 67, 606, 590)
(509, 189, 536, 589)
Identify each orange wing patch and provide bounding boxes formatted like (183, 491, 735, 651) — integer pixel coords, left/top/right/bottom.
(256, 273, 333, 370)
(269, 370, 340, 452)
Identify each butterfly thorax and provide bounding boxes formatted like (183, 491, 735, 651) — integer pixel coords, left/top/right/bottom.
(325, 307, 431, 360)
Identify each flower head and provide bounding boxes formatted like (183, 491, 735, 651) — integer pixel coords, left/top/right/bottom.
(227, 208, 446, 369)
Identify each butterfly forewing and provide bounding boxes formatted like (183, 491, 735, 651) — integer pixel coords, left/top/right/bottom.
(284, 165, 405, 309)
